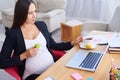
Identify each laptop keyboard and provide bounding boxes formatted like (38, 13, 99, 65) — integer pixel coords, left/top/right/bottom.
(79, 52, 103, 71)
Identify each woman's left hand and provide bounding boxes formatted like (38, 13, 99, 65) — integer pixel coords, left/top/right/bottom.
(71, 36, 83, 45)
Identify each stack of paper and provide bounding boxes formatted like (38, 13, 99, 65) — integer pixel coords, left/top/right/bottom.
(108, 33, 120, 53)
(108, 47, 120, 53)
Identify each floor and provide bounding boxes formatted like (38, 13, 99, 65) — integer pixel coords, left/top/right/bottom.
(0, 24, 5, 51)
(51, 28, 62, 43)
(0, 13, 2, 24)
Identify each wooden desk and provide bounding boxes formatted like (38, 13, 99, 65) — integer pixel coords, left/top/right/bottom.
(36, 31, 120, 80)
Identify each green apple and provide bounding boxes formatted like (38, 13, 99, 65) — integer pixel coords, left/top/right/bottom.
(34, 43, 40, 48)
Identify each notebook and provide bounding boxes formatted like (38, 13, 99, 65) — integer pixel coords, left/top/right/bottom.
(66, 50, 105, 72)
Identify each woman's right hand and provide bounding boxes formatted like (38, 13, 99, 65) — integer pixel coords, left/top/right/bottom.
(25, 47, 39, 57)
(20, 47, 39, 61)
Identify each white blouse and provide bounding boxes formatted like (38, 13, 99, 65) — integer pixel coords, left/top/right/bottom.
(22, 32, 54, 80)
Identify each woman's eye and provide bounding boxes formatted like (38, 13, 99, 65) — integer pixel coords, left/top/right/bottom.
(28, 10, 36, 15)
(28, 11, 33, 15)
(35, 10, 37, 12)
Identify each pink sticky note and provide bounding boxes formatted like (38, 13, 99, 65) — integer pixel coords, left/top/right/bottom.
(71, 72, 83, 80)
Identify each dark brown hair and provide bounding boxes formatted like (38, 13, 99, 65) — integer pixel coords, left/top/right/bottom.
(12, 0, 35, 27)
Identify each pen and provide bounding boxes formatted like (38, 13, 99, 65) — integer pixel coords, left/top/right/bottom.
(114, 64, 117, 69)
(111, 58, 114, 69)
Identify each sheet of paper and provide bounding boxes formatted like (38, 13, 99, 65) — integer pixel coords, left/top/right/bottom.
(86, 34, 112, 45)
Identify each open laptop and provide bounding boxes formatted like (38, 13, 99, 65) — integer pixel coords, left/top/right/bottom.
(66, 50, 105, 72)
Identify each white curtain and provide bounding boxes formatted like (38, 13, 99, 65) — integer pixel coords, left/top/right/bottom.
(65, 0, 120, 22)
